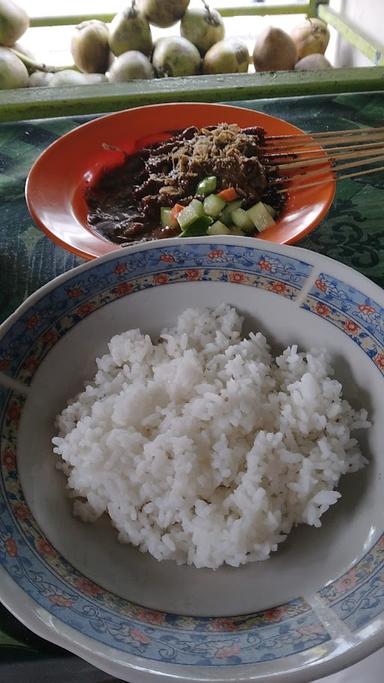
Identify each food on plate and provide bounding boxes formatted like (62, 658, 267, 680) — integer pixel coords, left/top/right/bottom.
(152, 36, 201, 77)
(0, 0, 29, 47)
(53, 304, 369, 570)
(86, 123, 284, 245)
(291, 17, 330, 59)
(203, 37, 249, 74)
(180, 5, 225, 56)
(108, 2, 153, 57)
(253, 26, 298, 72)
(107, 50, 154, 81)
(137, 0, 190, 28)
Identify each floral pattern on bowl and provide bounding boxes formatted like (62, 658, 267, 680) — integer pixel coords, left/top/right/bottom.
(0, 243, 312, 386)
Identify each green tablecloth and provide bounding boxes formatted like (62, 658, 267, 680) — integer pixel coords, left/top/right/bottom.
(0, 91, 384, 680)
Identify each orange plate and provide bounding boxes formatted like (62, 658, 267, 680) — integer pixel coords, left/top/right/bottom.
(25, 103, 335, 260)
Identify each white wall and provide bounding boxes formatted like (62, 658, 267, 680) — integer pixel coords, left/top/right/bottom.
(330, 0, 384, 67)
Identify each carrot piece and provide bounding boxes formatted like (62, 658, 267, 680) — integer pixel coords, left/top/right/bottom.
(217, 187, 239, 202)
(170, 203, 185, 219)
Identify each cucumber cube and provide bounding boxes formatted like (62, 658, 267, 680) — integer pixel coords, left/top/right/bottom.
(262, 202, 277, 218)
(196, 176, 217, 196)
(177, 199, 204, 229)
(246, 202, 276, 232)
(231, 207, 254, 233)
(203, 194, 226, 217)
(219, 199, 243, 225)
(207, 220, 232, 235)
(230, 226, 246, 236)
(179, 216, 212, 237)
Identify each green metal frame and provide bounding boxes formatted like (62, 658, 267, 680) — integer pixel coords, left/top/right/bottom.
(1, 67, 383, 123)
(1, 0, 383, 122)
(28, 2, 317, 26)
(318, 4, 384, 67)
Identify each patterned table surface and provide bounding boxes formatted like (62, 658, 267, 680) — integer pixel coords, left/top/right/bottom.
(0, 91, 384, 681)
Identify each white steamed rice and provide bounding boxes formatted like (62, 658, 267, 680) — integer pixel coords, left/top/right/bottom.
(52, 304, 370, 569)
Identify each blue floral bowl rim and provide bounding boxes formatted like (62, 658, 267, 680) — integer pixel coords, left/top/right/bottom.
(1, 235, 384, 683)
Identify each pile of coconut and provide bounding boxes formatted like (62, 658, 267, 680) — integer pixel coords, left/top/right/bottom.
(0, 0, 332, 89)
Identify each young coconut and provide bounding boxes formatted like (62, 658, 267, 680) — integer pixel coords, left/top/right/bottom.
(203, 38, 249, 75)
(291, 17, 330, 59)
(48, 70, 107, 87)
(28, 70, 53, 87)
(109, 1, 152, 57)
(137, 0, 189, 28)
(180, 3, 224, 55)
(152, 36, 201, 77)
(9, 41, 38, 74)
(295, 53, 332, 70)
(253, 26, 297, 72)
(0, 0, 29, 47)
(108, 50, 154, 81)
(71, 20, 110, 74)
(0, 45, 28, 88)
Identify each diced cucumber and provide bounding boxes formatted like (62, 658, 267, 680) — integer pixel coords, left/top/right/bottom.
(231, 208, 255, 234)
(203, 194, 226, 217)
(219, 199, 243, 225)
(179, 215, 213, 237)
(229, 226, 246, 236)
(177, 199, 204, 230)
(262, 202, 277, 218)
(207, 220, 232, 236)
(160, 207, 178, 228)
(246, 202, 276, 232)
(196, 176, 217, 196)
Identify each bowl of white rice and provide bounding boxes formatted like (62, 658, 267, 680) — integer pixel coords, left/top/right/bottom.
(0, 236, 383, 683)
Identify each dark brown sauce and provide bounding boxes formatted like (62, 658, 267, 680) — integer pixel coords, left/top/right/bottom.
(86, 124, 285, 246)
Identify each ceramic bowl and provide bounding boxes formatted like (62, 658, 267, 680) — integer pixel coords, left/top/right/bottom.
(0, 236, 383, 683)
(25, 103, 335, 259)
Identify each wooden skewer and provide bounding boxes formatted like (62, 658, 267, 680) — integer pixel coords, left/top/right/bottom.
(272, 153, 384, 186)
(273, 147, 384, 171)
(277, 163, 384, 193)
(265, 130, 384, 151)
(265, 125, 384, 143)
(331, 153, 384, 173)
(262, 125, 384, 194)
(264, 139, 384, 160)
